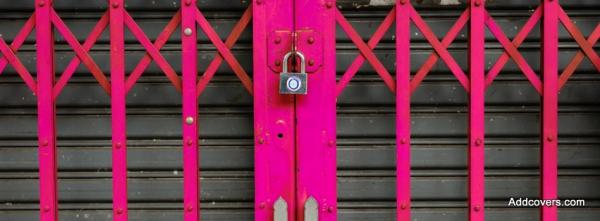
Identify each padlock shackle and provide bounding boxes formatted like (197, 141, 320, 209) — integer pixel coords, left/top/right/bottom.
(282, 51, 306, 74)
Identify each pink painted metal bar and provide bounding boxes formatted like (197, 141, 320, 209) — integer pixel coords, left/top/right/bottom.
(396, 0, 411, 220)
(295, 1, 337, 221)
(409, 6, 470, 92)
(197, 6, 252, 96)
(109, 0, 128, 220)
(335, 7, 395, 96)
(468, 1, 485, 221)
(182, 0, 199, 220)
(541, 0, 559, 221)
(253, 1, 296, 221)
(125, 10, 181, 93)
(485, 6, 542, 92)
(54, 11, 110, 98)
(0, 14, 35, 75)
(559, 24, 600, 90)
(36, 0, 57, 220)
(409, 9, 469, 93)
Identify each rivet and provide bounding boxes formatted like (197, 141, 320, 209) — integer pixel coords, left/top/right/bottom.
(258, 137, 265, 144)
(38, 1, 45, 7)
(116, 208, 123, 214)
(112, 2, 119, 8)
(474, 205, 481, 212)
(275, 59, 281, 66)
(256, 0, 263, 5)
(41, 139, 49, 147)
(184, 28, 193, 36)
(546, 136, 553, 142)
(328, 140, 335, 147)
(185, 116, 194, 125)
(400, 203, 407, 210)
(327, 206, 334, 213)
(400, 138, 407, 144)
(400, 0, 406, 5)
(115, 142, 122, 149)
(186, 138, 193, 146)
(43, 206, 50, 212)
(307, 36, 315, 44)
(186, 205, 194, 212)
(474, 0, 481, 7)
(274, 36, 281, 44)
(325, 2, 333, 8)
(185, 0, 192, 6)
(259, 202, 266, 209)
(308, 59, 315, 66)
(475, 138, 482, 146)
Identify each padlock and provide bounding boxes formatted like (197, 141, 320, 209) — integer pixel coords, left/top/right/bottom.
(279, 51, 308, 95)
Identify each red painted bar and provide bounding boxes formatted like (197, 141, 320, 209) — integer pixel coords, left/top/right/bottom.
(468, 1, 485, 221)
(109, 0, 128, 220)
(295, 1, 336, 221)
(182, 0, 199, 220)
(36, 0, 57, 220)
(396, 0, 411, 220)
(0, 14, 35, 75)
(541, 0, 558, 221)
(559, 24, 600, 90)
(253, 1, 296, 221)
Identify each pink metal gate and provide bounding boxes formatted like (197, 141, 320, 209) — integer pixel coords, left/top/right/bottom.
(0, 0, 598, 221)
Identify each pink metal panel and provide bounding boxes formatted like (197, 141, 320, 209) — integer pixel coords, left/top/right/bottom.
(109, 0, 128, 220)
(396, 1, 411, 220)
(541, 0, 559, 221)
(36, 0, 57, 220)
(182, 0, 199, 220)
(253, 1, 296, 221)
(468, 1, 485, 221)
(294, 1, 336, 221)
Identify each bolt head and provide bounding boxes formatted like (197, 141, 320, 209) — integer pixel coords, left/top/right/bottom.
(308, 59, 315, 66)
(328, 140, 335, 147)
(43, 206, 50, 212)
(474, 0, 481, 6)
(474, 205, 481, 212)
(41, 139, 48, 147)
(400, 138, 407, 144)
(116, 208, 123, 214)
(475, 138, 482, 146)
(115, 142, 122, 149)
(184, 28, 193, 36)
(326, 2, 333, 8)
(400, 203, 407, 209)
(185, 0, 192, 6)
(400, 0, 406, 4)
(38, 1, 45, 7)
(186, 205, 194, 212)
(307, 36, 315, 44)
(112, 2, 119, 8)
(275, 60, 281, 66)
(275, 36, 282, 44)
(186, 139, 193, 146)
(546, 136, 554, 142)
(258, 137, 265, 144)
(259, 202, 266, 209)
(327, 206, 334, 213)
(256, 0, 263, 5)
(185, 116, 194, 125)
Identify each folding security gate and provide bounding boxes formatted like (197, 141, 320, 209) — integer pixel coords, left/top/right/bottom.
(0, 0, 599, 221)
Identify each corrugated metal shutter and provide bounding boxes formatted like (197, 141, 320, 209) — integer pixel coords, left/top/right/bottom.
(0, 0, 599, 220)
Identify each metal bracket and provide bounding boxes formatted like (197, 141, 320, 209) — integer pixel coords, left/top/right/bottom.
(267, 29, 323, 73)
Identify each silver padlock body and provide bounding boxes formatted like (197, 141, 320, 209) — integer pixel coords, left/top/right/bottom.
(279, 72, 307, 95)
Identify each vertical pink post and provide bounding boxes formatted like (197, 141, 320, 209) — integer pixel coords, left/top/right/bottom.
(110, 0, 128, 220)
(182, 0, 199, 220)
(468, 1, 485, 221)
(541, 0, 558, 221)
(36, 0, 57, 220)
(253, 0, 296, 221)
(396, 0, 411, 220)
(295, 0, 337, 221)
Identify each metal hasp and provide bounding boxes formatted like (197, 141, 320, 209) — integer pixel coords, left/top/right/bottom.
(279, 51, 308, 94)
